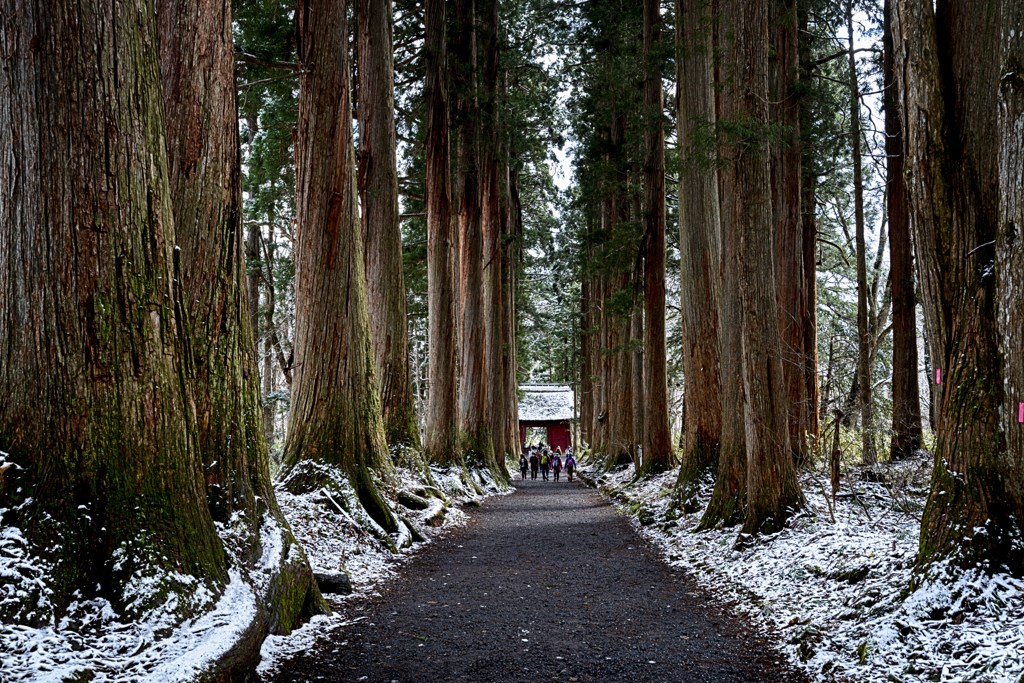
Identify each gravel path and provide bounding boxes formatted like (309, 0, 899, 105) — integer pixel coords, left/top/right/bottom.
(266, 477, 808, 683)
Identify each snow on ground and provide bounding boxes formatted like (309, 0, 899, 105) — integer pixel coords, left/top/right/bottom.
(0, 557, 258, 683)
(1, 454, 507, 682)
(580, 458, 1024, 683)
(256, 464, 509, 678)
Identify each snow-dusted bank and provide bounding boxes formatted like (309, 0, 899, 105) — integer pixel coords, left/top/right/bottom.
(581, 459, 1024, 683)
(0, 463, 508, 682)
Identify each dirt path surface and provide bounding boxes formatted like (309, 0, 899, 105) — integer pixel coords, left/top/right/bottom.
(266, 477, 808, 683)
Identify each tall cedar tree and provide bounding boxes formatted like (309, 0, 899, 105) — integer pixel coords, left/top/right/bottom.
(676, 0, 725, 512)
(604, 117, 636, 467)
(894, 0, 1023, 575)
(0, 0, 228, 627)
(356, 0, 421, 452)
(480, 0, 514, 471)
(848, 2, 875, 465)
(770, 0, 809, 463)
(722, 0, 805, 536)
(281, 0, 397, 536)
(454, 0, 496, 469)
(883, 0, 922, 460)
(639, 0, 674, 475)
(423, 0, 462, 465)
(997, 0, 1024, 559)
(797, 0, 820, 450)
(156, 0, 323, 634)
(504, 155, 523, 456)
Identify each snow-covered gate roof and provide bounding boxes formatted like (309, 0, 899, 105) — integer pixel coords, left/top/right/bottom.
(518, 383, 575, 423)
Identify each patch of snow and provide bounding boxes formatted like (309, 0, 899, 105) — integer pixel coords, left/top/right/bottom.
(581, 459, 1024, 683)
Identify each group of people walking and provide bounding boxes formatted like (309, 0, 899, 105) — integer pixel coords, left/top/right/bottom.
(519, 444, 576, 483)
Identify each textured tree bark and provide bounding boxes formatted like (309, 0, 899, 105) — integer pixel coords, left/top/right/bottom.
(721, 0, 805, 537)
(423, 0, 461, 466)
(676, 0, 724, 506)
(157, 0, 324, 636)
(639, 0, 674, 476)
(281, 0, 397, 536)
(884, 0, 923, 461)
(0, 0, 227, 628)
(894, 0, 1021, 575)
(997, 0, 1024, 549)
(453, 0, 497, 470)
(505, 160, 523, 454)
(771, 0, 808, 464)
(797, 0, 820, 450)
(356, 0, 421, 451)
(848, 2, 876, 466)
(480, 0, 511, 478)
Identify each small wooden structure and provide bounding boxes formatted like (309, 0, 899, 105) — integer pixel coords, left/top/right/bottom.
(518, 383, 575, 452)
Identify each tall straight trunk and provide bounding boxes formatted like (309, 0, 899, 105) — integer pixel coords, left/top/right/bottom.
(157, 0, 322, 634)
(356, 0, 420, 451)
(771, 0, 808, 464)
(640, 0, 674, 475)
(606, 112, 635, 468)
(281, 0, 397, 536)
(453, 0, 494, 468)
(722, 0, 804, 536)
(676, 0, 724, 503)
(848, 2, 875, 465)
(480, 0, 510, 476)
(505, 161, 523, 453)
(699, 0, 747, 527)
(997, 0, 1024, 548)
(423, 0, 461, 465)
(884, 0, 922, 460)
(797, 0, 820, 452)
(0, 0, 227, 628)
(894, 0, 1020, 574)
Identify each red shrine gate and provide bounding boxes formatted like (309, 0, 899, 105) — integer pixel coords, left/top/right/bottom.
(517, 384, 575, 452)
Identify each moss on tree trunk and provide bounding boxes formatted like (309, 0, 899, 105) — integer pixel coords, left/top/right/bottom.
(0, 0, 227, 626)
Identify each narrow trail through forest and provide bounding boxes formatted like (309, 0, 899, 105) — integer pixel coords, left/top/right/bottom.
(266, 477, 808, 683)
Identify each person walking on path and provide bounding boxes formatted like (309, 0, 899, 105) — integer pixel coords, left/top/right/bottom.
(565, 452, 576, 482)
(552, 452, 563, 482)
(540, 451, 550, 481)
(519, 453, 529, 480)
(530, 452, 540, 480)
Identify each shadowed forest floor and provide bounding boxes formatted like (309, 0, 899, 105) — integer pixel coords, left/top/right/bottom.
(264, 476, 807, 683)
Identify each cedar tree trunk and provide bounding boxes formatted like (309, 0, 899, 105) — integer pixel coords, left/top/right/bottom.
(676, 0, 724, 504)
(423, 0, 461, 465)
(281, 0, 397, 537)
(884, 0, 923, 460)
(157, 0, 323, 634)
(894, 0, 1021, 575)
(771, 0, 808, 463)
(640, 0, 675, 475)
(724, 0, 804, 536)
(356, 0, 421, 451)
(0, 0, 226, 627)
